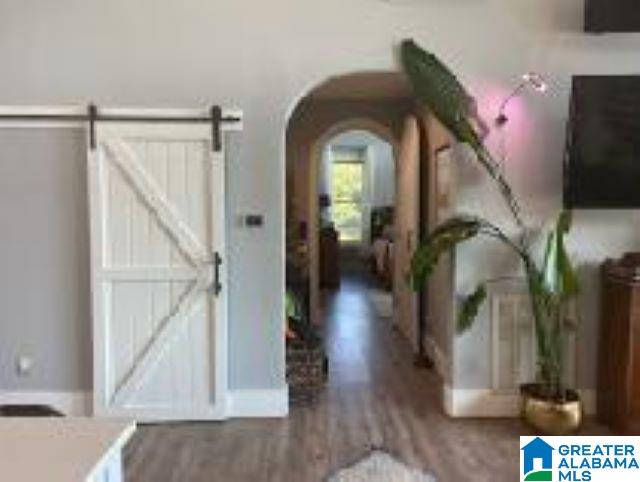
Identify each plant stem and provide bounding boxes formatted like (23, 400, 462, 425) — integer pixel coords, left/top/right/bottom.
(477, 147, 525, 230)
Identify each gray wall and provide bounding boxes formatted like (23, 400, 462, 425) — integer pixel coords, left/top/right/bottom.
(0, 129, 90, 390)
(1, 0, 640, 394)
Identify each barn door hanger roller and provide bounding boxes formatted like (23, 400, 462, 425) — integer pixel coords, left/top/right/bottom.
(87, 103, 240, 151)
(0, 103, 240, 152)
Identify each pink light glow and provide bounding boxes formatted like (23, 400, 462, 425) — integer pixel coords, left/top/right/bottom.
(475, 83, 534, 165)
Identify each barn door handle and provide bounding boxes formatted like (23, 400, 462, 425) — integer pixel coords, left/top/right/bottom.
(213, 252, 223, 296)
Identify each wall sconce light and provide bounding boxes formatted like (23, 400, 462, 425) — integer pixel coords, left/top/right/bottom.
(495, 72, 548, 127)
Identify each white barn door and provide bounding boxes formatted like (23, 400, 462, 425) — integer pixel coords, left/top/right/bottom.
(89, 122, 227, 421)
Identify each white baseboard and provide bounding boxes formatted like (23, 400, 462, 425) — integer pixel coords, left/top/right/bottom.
(444, 386, 597, 418)
(0, 389, 289, 419)
(0, 390, 90, 416)
(444, 387, 519, 417)
(227, 387, 289, 418)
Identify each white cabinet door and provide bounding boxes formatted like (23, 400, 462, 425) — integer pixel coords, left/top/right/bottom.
(89, 122, 227, 421)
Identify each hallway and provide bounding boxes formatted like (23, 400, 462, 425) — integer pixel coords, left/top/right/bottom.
(316, 262, 524, 480)
(124, 258, 532, 481)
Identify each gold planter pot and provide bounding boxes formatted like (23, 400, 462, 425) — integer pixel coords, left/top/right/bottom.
(520, 384, 583, 435)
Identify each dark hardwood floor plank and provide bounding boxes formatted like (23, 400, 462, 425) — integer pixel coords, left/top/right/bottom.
(125, 265, 605, 482)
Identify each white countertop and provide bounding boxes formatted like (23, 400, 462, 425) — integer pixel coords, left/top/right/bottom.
(0, 418, 136, 482)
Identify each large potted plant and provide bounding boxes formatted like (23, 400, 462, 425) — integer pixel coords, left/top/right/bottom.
(401, 39, 582, 434)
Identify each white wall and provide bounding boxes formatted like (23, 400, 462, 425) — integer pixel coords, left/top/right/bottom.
(1, 0, 639, 395)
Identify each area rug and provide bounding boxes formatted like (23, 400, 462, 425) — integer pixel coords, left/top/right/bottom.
(328, 451, 436, 482)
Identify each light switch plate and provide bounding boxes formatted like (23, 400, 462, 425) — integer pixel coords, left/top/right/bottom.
(16, 355, 33, 376)
(244, 214, 264, 227)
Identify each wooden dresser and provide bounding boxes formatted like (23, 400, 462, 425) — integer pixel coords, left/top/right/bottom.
(599, 253, 640, 433)
(319, 227, 340, 289)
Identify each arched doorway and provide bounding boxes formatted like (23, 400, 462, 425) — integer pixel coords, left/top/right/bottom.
(285, 70, 436, 352)
(285, 72, 413, 322)
(284, 69, 457, 415)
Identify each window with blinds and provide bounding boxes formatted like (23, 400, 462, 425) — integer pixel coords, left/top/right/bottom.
(331, 147, 366, 243)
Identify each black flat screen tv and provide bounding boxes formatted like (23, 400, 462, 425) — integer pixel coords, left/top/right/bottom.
(564, 76, 640, 209)
(585, 0, 640, 33)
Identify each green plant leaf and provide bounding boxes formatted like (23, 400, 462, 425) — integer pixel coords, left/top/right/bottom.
(457, 284, 487, 334)
(400, 39, 524, 227)
(400, 39, 482, 150)
(285, 289, 302, 321)
(410, 216, 482, 290)
(541, 211, 580, 301)
(557, 210, 572, 234)
(410, 214, 532, 291)
(399, 39, 580, 392)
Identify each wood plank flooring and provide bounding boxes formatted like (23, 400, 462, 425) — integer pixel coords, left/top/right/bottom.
(124, 267, 605, 482)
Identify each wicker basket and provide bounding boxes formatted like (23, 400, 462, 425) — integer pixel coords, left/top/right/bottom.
(286, 342, 326, 404)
